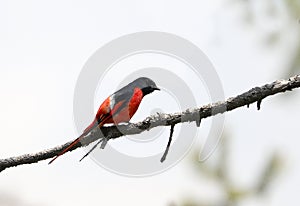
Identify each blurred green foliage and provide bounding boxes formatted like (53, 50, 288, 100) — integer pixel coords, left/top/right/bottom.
(171, 133, 283, 206)
(286, 0, 300, 18)
(232, 0, 300, 77)
(283, 0, 300, 76)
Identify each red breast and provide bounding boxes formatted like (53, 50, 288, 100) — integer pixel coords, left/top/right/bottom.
(111, 87, 143, 124)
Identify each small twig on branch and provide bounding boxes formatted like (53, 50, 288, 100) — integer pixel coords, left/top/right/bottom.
(160, 124, 175, 162)
(100, 137, 108, 149)
(0, 74, 299, 173)
(257, 99, 262, 110)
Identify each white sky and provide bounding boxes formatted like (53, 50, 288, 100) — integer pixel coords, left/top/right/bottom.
(1, 0, 300, 206)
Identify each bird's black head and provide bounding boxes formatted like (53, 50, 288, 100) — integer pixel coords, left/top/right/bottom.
(132, 77, 160, 96)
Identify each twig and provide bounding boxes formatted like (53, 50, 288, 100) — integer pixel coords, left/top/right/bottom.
(160, 124, 175, 162)
(0, 74, 299, 173)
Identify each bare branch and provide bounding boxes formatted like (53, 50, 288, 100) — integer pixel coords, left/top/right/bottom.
(0, 74, 299, 173)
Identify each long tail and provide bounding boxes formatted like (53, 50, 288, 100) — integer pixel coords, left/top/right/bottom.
(48, 135, 82, 164)
(79, 139, 103, 162)
(48, 120, 98, 164)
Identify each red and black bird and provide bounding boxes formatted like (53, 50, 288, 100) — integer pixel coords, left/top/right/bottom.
(49, 77, 160, 164)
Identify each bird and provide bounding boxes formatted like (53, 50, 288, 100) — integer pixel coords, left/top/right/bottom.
(48, 77, 160, 164)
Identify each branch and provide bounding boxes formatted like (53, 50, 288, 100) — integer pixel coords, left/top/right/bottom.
(0, 75, 299, 173)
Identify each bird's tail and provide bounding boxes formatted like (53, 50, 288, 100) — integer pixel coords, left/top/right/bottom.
(48, 120, 99, 164)
(48, 135, 82, 164)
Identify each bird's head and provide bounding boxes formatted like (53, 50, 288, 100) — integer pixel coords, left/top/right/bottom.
(133, 77, 160, 96)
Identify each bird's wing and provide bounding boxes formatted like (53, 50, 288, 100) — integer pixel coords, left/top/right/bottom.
(108, 87, 136, 118)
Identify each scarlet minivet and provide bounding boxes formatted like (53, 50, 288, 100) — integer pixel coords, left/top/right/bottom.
(49, 77, 160, 164)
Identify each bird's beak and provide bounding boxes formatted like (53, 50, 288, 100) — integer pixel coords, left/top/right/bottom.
(153, 87, 160, 91)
